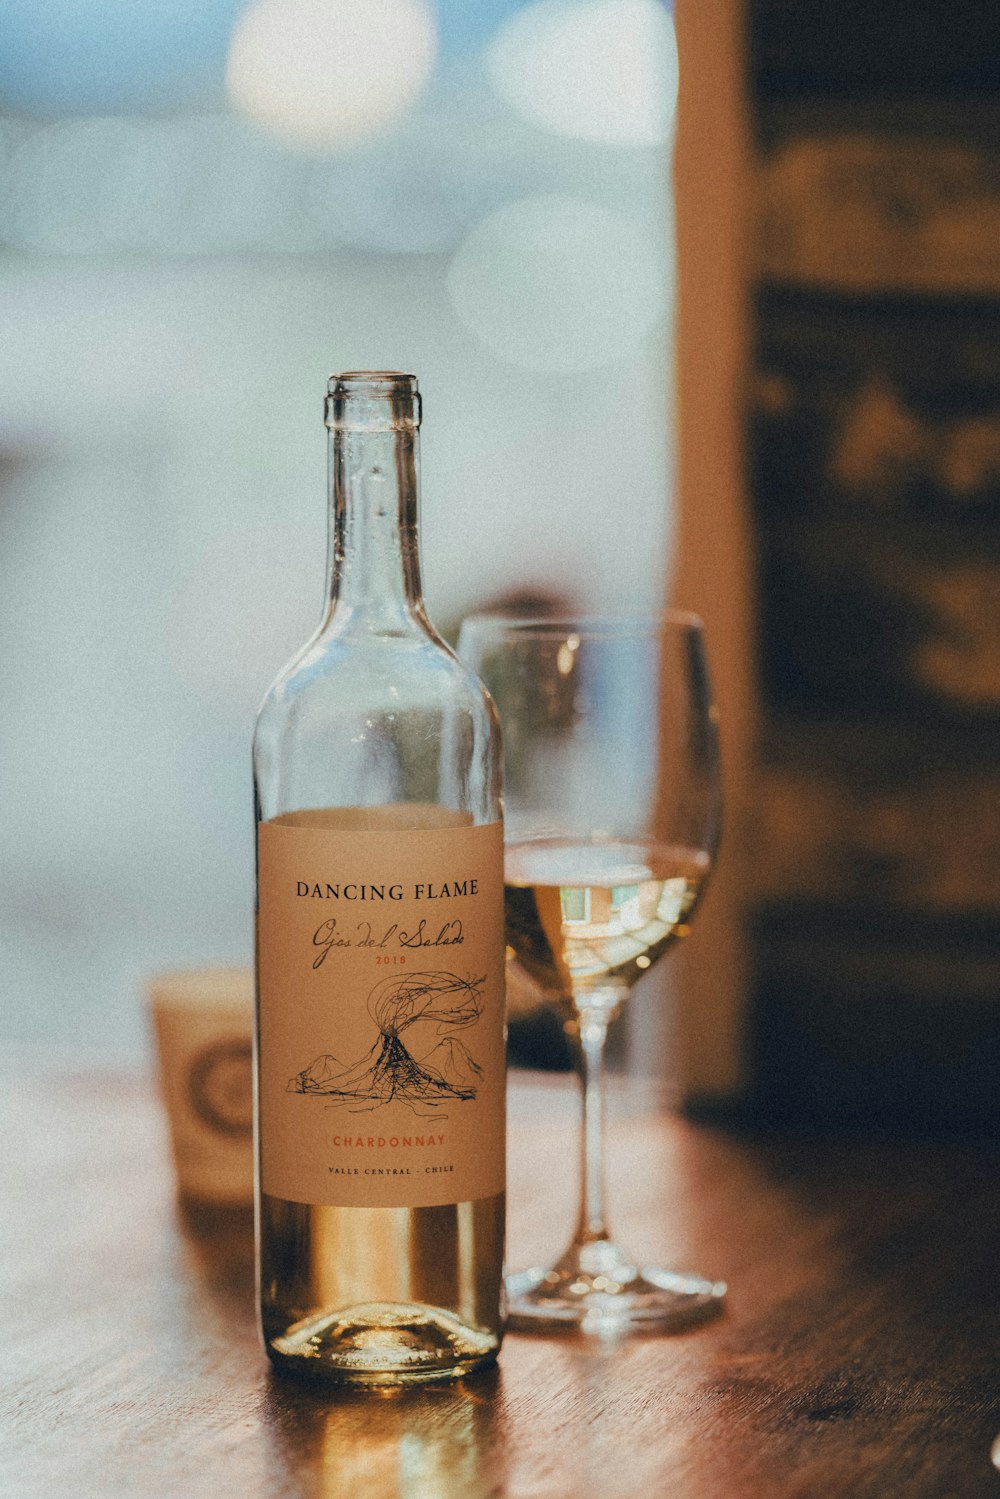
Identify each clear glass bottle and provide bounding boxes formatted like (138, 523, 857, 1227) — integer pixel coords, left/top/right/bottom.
(253, 372, 505, 1383)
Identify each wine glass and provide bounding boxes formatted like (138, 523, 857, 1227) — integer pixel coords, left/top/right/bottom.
(458, 612, 725, 1330)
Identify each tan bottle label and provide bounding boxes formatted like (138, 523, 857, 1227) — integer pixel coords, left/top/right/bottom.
(257, 808, 505, 1209)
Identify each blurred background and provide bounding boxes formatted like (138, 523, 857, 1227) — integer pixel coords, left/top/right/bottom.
(671, 0, 1000, 1136)
(742, 0, 1000, 1133)
(0, 0, 679, 1063)
(6, 0, 1000, 1137)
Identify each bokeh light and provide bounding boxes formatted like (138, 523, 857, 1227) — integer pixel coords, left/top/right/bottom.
(447, 194, 666, 372)
(487, 0, 678, 147)
(226, 0, 437, 150)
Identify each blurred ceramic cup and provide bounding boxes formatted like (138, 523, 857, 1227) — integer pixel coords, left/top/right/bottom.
(147, 968, 254, 1206)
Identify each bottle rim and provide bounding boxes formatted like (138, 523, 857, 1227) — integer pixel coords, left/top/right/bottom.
(327, 371, 418, 392)
(325, 372, 421, 430)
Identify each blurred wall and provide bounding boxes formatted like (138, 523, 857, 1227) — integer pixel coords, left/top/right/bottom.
(0, 1, 678, 1062)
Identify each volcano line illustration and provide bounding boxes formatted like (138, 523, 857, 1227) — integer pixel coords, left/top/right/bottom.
(287, 970, 486, 1119)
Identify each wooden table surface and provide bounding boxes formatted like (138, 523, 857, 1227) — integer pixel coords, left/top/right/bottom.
(5, 1065, 1000, 1499)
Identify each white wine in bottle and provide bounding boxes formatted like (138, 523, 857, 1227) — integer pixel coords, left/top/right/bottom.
(253, 372, 505, 1384)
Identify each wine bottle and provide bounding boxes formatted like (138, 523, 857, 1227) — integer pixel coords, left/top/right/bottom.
(253, 372, 505, 1384)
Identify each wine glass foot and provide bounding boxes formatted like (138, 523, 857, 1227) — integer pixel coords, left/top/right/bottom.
(505, 1239, 725, 1333)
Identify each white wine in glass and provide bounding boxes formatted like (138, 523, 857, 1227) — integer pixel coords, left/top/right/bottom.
(459, 613, 725, 1330)
(505, 837, 710, 1009)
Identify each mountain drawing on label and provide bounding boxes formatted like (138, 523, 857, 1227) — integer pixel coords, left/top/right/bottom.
(287, 970, 486, 1119)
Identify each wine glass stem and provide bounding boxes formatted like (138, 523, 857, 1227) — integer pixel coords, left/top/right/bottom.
(571, 1005, 613, 1246)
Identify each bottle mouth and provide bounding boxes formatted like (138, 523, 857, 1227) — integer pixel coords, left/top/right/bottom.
(325, 371, 421, 431)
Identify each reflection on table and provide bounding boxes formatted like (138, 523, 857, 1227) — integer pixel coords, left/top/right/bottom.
(4, 1066, 1000, 1498)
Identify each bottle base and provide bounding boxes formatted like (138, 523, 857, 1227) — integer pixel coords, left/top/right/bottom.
(264, 1301, 501, 1385)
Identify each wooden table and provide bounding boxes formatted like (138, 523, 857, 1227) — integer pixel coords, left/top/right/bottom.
(5, 1066, 1000, 1498)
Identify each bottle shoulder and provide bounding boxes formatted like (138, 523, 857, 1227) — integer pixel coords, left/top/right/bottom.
(253, 620, 502, 823)
(254, 624, 497, 738)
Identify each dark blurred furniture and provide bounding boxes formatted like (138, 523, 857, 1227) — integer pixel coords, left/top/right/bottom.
(746, 0, 1000, 1129)
(751, 0, 1000, 95)
(6, 1066, 1000, 1498)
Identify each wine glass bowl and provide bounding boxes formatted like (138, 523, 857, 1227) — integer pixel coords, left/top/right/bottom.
(458, 613, 725, 1331)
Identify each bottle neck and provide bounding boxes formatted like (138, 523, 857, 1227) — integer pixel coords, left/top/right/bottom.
(322, 377, 426, 634)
